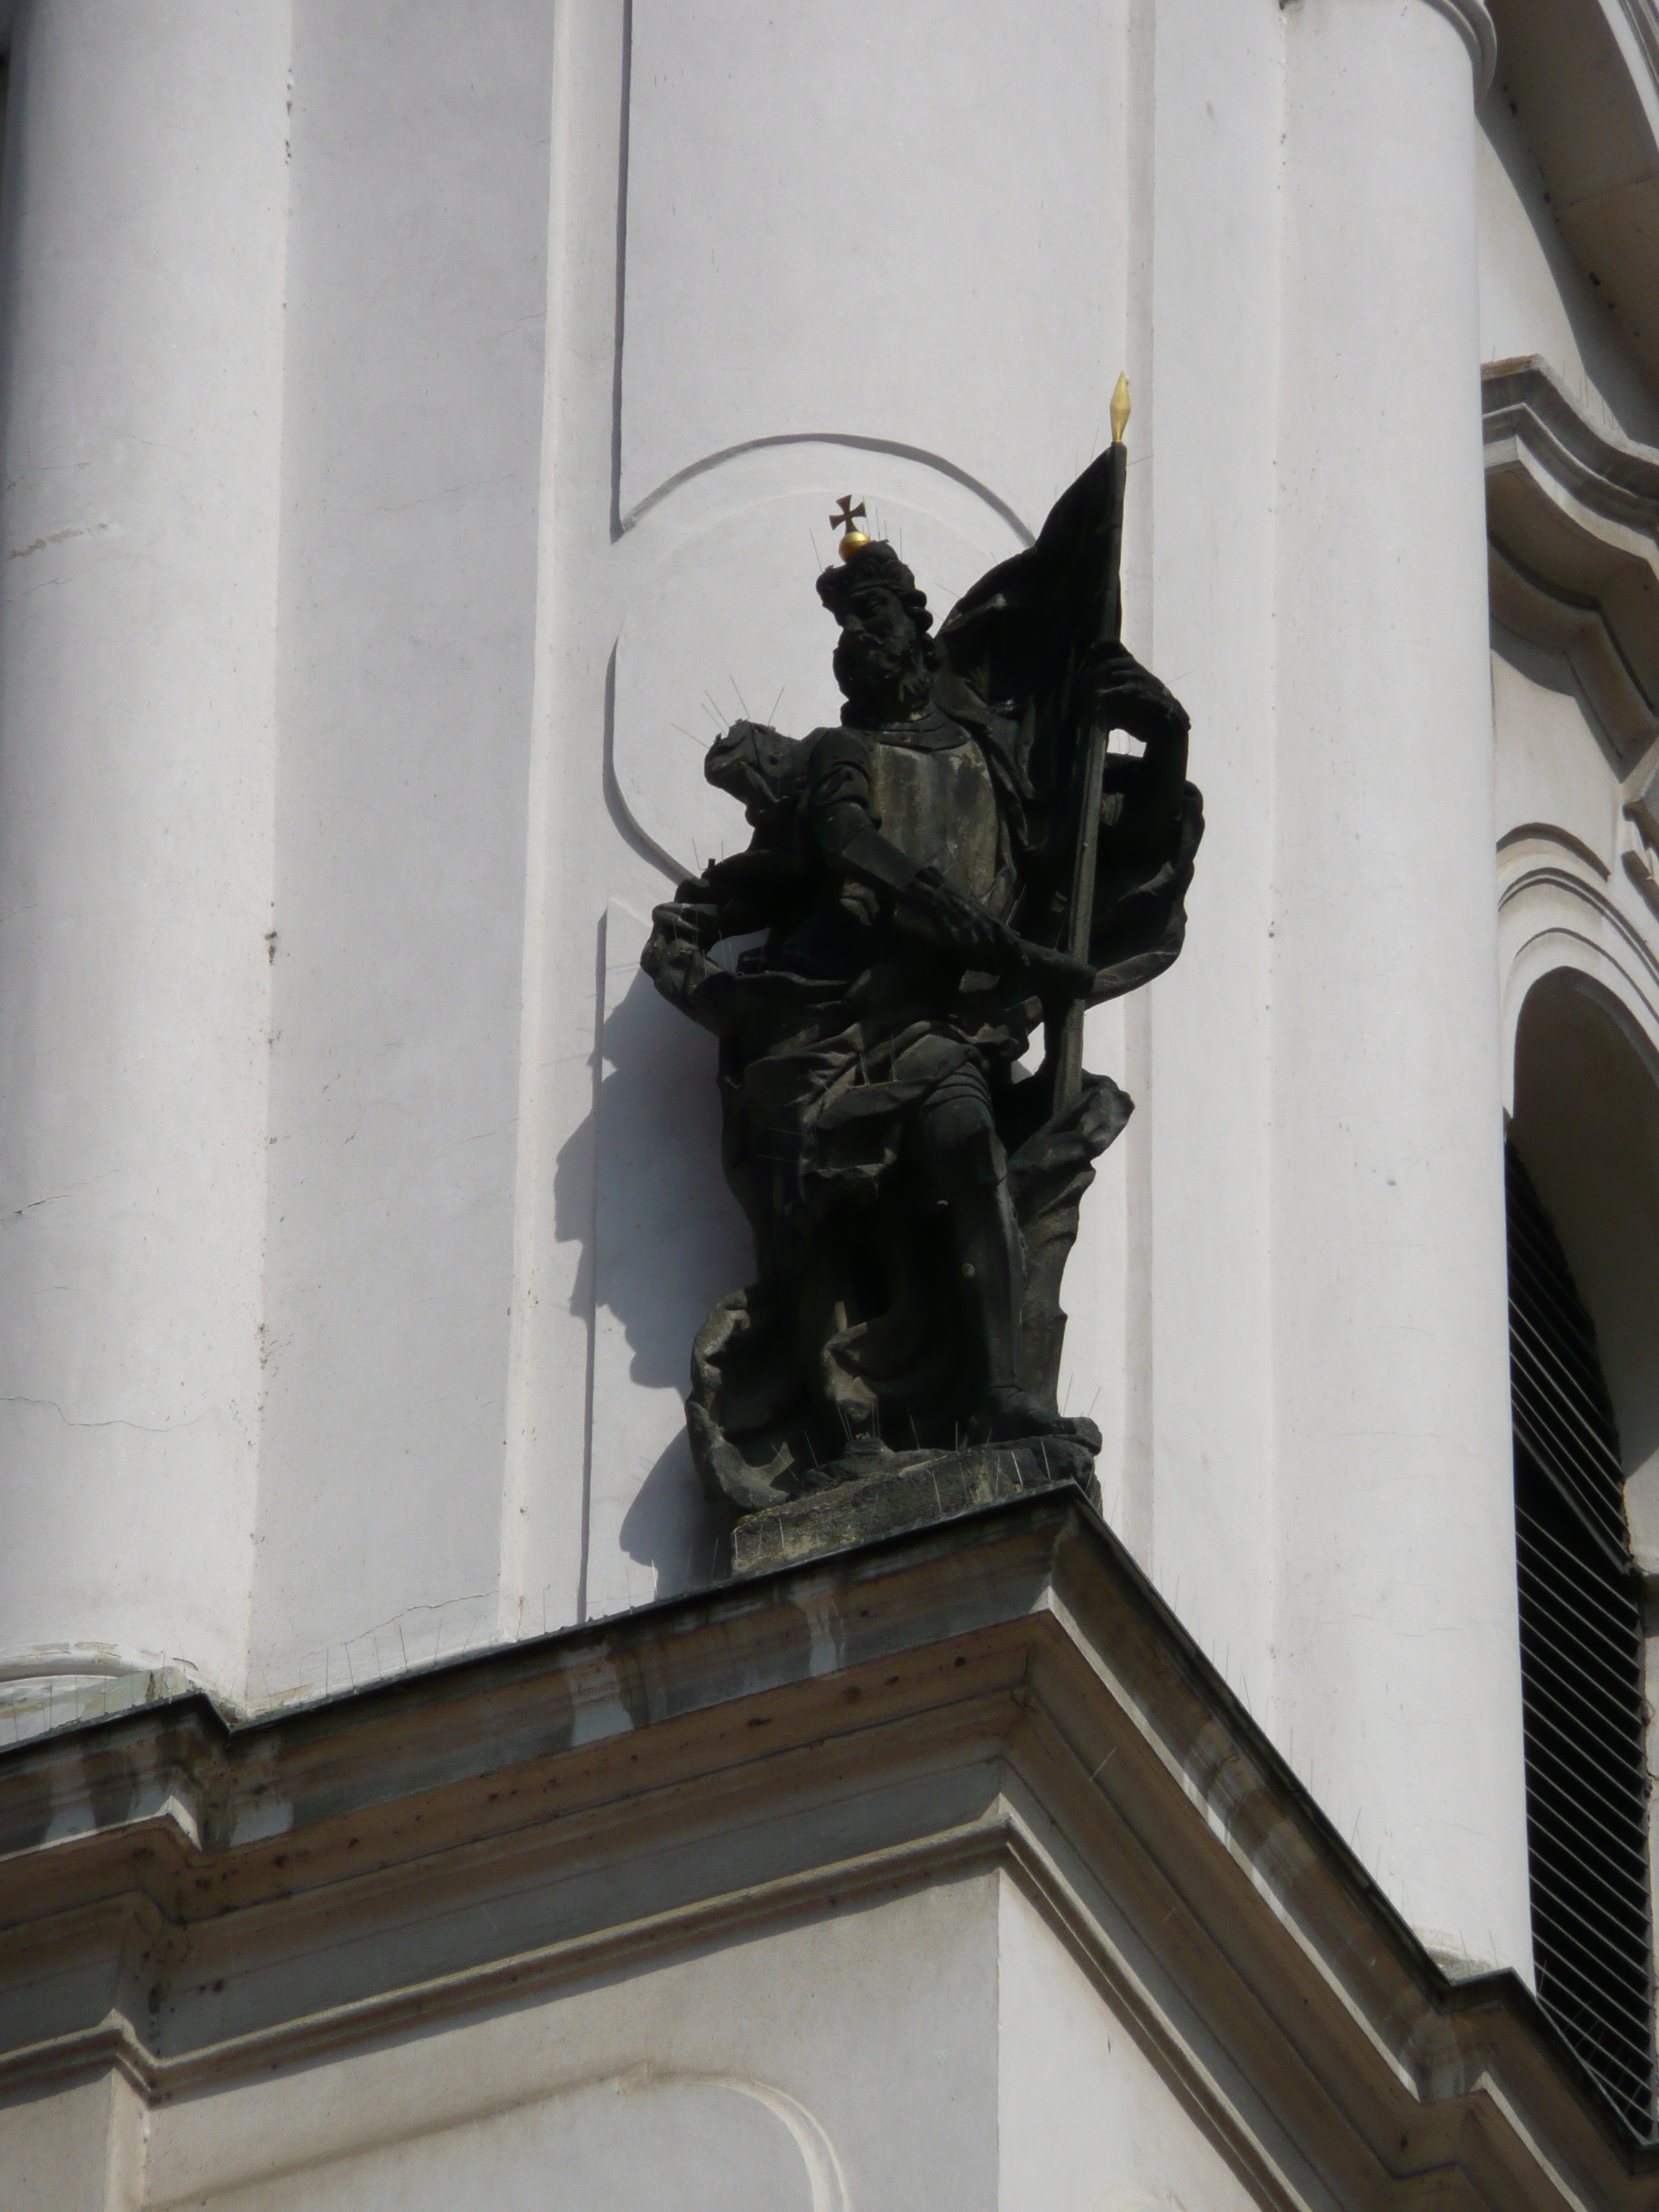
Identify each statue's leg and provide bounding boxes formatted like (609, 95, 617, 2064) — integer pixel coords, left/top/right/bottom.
(918, 1064, 1024, 1398)
(920, 1060, 1097, 1447)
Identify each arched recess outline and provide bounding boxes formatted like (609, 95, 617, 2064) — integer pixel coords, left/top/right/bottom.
(606, 436, 1033, 881)
(622, 428, 1035, 549)
(1499, 865, 1659, 1114)
(1499, 929, 1659, 2133)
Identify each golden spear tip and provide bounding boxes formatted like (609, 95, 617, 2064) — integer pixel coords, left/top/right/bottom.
(1110, 372, 1131, 445)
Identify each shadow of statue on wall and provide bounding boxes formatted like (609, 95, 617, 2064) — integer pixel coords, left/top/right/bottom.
(552, 914, 750, 1611)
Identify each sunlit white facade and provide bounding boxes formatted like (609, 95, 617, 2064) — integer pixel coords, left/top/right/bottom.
(1, 1, 1658, 2204)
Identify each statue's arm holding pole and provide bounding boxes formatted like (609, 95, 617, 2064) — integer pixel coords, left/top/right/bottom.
(811, 765, 1094, 992)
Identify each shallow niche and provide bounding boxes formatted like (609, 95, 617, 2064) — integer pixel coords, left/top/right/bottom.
(194, 2071, 845, 2212)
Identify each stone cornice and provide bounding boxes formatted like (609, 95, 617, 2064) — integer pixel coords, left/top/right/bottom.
(1485, 0, 1659, 383)
(1485, 356, 1659, 523)
(1484, 354, 1659, 763)
(0, 1491, 1652, 2206)
(1611, 0, 1659, 109)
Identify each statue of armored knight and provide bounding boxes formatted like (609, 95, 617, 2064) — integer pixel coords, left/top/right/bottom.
(644, 426, 1202, 1531)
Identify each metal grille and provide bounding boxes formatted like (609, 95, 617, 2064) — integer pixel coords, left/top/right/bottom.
(1508, 1142, 1655, 2134)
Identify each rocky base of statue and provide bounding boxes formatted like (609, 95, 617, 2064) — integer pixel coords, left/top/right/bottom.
(730, 1429, 1101, 1576)
(683, 1073, 1130, 1531)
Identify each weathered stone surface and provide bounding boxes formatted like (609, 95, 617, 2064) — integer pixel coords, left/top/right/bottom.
(730, 1436, 1100, 1574)
(644, 486, 1198, 1533)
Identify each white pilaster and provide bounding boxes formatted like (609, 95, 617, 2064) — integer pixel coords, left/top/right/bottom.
(0, 1, 291, 1702)
(1272, 0, 1530, 1970)
(1121, 0, 1284, 1724)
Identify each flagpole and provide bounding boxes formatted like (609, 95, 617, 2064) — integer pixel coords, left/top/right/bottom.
(1048, 372, 1130, 1119)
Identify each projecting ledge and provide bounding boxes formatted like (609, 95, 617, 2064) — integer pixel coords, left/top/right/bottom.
(729, 1440, 1100, 1573)
(0, 1493, 1649, 2209)
(1484, 354, 1659, 763)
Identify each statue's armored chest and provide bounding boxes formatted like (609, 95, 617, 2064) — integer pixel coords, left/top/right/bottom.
(869, 737, 1001, 905)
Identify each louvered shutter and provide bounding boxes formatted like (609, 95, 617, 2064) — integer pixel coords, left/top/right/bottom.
(1509, 1142, 1655, 2133)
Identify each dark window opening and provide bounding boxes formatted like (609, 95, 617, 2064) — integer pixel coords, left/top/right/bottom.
(1508, 1141, 1655, 2133)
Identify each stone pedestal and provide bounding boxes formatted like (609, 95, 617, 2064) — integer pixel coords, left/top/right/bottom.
(731, 1438, 1100, 1575)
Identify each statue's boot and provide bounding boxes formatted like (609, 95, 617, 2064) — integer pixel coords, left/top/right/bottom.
(954, 1179, 1101, 1452)
(966, 1382, 1102, 1453)
(920, 1078, 1098, 1454)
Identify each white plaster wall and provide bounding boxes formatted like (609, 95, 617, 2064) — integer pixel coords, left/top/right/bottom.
(507, 0, 1136, 1632)
(1478, 94, 1659, 444)
(2, 2073, 140, 2212)
(10, 1871, 1290, 2211)
(582, 899, 745, 1616)
(616, 0, 1128, 539)
(996, 1877, 1261, 2212)
(138, 1878, 1002, 2212)
(1493, 631, 1625, 863)
(244, 0, 556, 1702)
(161, 2079, 820, 2212)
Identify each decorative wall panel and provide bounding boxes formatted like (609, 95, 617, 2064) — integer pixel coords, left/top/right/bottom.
(620, 0, 1126, 534)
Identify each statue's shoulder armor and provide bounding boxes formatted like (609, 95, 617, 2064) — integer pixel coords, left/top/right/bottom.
(801, 727, 876, 807)
(803, 724, 871, 775)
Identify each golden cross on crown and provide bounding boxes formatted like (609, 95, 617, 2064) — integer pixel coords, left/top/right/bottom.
(831, 496, 870, 560)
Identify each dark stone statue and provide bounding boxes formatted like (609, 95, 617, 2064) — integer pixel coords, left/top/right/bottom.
(643, 452, 1202, 1563)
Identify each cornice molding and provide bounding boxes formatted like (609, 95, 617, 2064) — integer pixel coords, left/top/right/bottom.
(0, 1492, 1649, 2206)
(1425, 0, 1499, 97)
(1611, 0, 1659, 104)
(1484, 354, 1659, 763)
(1496, 846, 1659, 1121)
(1499, 855, 1659, 997)
(1503, 849, 1659, 991)
(1485, 0, 1659, 380)
(1497, 820, 1614, 877)
(1485, 356, 1659, 521)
